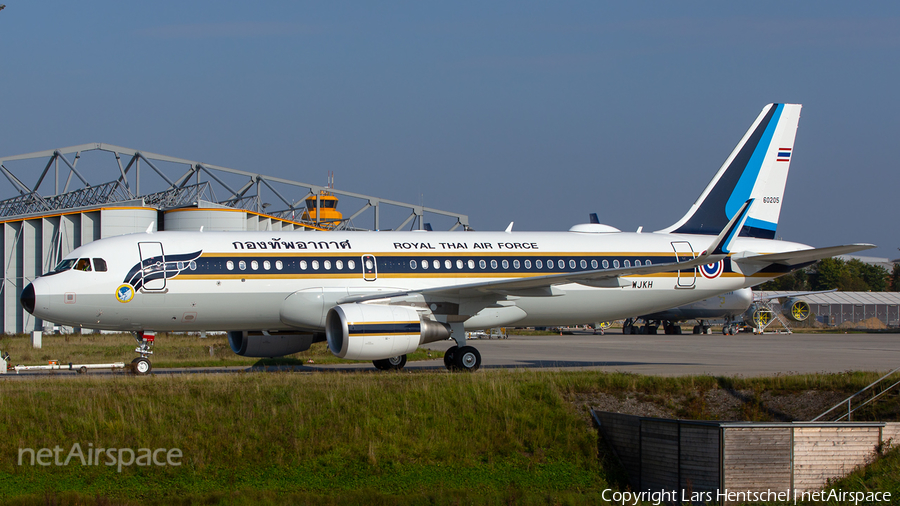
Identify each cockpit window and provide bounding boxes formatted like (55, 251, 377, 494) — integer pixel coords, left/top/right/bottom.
(50, 258, 77, 274)
(74, 258, 92, 271)
(93, 258, 108, 272)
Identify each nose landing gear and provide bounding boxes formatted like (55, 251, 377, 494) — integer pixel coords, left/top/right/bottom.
(130, 331, 154, 375)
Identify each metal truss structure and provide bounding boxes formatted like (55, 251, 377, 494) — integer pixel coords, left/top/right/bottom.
(0, 143, 469, 231)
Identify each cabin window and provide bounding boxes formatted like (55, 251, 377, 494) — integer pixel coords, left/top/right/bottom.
(347, 260, 355, 270)
(190, 261, 197, 270)
(558, 259, 565, 269)
(312, 260, 320, 270)
(490, 259, 498, 269)
(410, 260, 417, 270)
(569, 259, 576, 269)
(324, 260, 332, 270)
(275, 260, 283, 270)
(623, 260, 630, 267)
(479, 259, 487, 269)
(535, 259, 542, 269)
(300, 260, 308, 270)
(421, 259, 428, 270)
(513, 259, 520, 269)
(336, 260, 343, 270)
(251, 261, 259, 270)
(501, 260, 509, 269)
(445, 259, 452, 269)
(433, 260, 440, 269)
(366, 259, 374, 270)
(226, 261, 234, 271)
(645, 259, 651, 266)
(613, 260, 620, 268)
(93, 258, 108, 272)
(75, 258, 92, 271)
(635, 260, 641, 267)
(524, 259, 531, 269)
(602, 260, 609, 269)
(263, 261, 271, 270)
(456, 259, 463, 269)
(467, 259, 475, 269)
(238, 261, 246, 271)
(580, 259, 587, 269)
(591, 259, 598, 269)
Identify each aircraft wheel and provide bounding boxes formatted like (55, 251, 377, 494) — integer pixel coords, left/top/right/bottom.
(453, 346, 481, 372)
(693, 325, 701, 334)
(647, 325, 658, 335)
(374, 355, 407, 371)
(131, 357, 152, 375)
(443, 346, 458, 370)
(453, 346, 481, 371)
(674, 326, 682, 335)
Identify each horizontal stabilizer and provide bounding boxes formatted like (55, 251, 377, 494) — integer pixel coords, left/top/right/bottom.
(738, 244, 876, 266)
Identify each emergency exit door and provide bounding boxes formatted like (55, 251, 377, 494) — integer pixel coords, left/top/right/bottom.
(671, 241, 696, 288)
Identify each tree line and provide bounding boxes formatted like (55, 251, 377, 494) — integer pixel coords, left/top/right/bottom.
(759, 258, 900, 292)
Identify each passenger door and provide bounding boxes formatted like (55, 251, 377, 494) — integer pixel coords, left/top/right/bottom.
(138, 242, 166, 291)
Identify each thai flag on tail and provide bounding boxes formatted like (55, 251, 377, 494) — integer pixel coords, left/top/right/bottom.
(777, 147, 791, 162)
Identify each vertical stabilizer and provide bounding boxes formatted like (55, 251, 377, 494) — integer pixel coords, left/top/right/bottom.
(658, 103, 801, 239)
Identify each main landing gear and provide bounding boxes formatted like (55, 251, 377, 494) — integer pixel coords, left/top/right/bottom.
(373, 355, 408, 371)
(443, 345, 482, 372)
(442, 321, 482, 372)
(130, 331, 154, 375)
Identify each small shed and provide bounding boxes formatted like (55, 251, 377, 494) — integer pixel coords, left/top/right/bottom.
(592, 411, 900, 504)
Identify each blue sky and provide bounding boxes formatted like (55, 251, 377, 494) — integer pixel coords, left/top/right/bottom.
(1, 2, 898, 260)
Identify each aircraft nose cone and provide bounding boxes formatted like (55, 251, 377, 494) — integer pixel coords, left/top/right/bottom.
(21, 283, 35, 314)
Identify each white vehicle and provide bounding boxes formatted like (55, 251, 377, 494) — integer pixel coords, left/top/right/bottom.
(20, 104, 872, 373)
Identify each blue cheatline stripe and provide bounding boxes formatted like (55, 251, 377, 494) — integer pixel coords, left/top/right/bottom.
(348, 323, 421, 335)
(744, 216, 776, 231)
(724, 104, 783, 221)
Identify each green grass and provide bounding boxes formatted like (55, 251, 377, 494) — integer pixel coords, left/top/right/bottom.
(0, 370, 897, 504)
(0, 333, 442, 369)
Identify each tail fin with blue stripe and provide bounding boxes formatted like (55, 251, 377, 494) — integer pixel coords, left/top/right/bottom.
(658, 103, 802, 239)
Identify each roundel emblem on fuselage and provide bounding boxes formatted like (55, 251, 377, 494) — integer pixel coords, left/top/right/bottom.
(116, 284, 135, 303)
(700, 260, 724, 279)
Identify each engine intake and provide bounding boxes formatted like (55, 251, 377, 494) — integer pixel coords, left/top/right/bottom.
(228, 331, 320, 357)
(326, 304, 451, 360)
(782, 298, 811, 321)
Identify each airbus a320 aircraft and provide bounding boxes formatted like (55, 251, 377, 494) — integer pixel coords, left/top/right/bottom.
(20, 104, 873, 373)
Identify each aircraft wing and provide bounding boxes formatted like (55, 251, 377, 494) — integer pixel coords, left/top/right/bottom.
(755, 288, 837, 301)
(339, 250, 727, 304)
(736, 244, 875, 266)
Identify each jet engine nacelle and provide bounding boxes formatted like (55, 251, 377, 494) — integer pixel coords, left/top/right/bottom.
(743, 303, 772, 328)
(325, 304, 451, 360)
(782, 297, 811, 321)
(228, 331, 318, 357)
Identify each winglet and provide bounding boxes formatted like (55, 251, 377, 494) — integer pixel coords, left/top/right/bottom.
(505, 222, 514, 233)
(145, 221, 155, 234)
(707, 199, 753, 257)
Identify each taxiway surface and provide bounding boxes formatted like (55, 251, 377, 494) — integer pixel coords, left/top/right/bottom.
(4, 332, 896, 378)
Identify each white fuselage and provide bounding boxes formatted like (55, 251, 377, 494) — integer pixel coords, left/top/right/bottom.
(25, 229, 808, 332)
